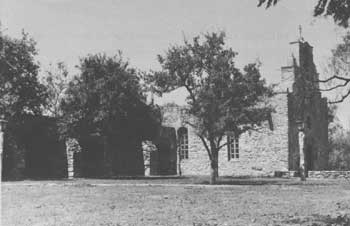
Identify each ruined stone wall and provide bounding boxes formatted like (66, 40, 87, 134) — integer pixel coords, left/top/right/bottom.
(161, 94, 289, 177)
(65, 138, 81, 179)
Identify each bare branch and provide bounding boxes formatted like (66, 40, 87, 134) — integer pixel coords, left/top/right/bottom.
(218, 142, 227, 151)
(319, 80, 350, 92)
(317, 75, 350, 83)
(329, 88, 350, 104)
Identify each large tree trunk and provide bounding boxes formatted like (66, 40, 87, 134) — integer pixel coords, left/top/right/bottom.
(210, 148, 218, 185)
(199, 136, 220, 185)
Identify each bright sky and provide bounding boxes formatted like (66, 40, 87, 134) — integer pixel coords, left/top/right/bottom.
(1, 0, 349, 127)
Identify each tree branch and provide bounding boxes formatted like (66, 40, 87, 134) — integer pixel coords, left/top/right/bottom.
(216, 135, 223, 150)
(184, 84, 196, 104)
(317, 75, 350, 83)
(198, 134, 212, 160)
(183, 119, 196, 129)
(218, 142, 228, 151)
(319, 80, 350, 92)
(329, 88, 350, 104)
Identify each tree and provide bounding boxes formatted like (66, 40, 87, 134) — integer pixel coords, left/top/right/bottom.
(319, 32, 350, 103)
(329, 127, 350, 170)
(60, 53, 160, 175)
(61, 52, 160, 139)
(148, 32, 274, 184)
(0, 31, 47, 119)
(40, 62, 70, 117)
(258, 0, 350, 28)
(328, 107, 350, 170)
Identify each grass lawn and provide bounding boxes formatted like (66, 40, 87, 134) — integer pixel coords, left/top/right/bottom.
(3, 177, 350, 226)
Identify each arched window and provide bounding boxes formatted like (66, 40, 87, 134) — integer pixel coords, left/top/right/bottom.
(178, 127, 188, 160)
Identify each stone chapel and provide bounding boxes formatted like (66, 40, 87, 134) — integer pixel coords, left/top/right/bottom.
(149, 40, 329, 177)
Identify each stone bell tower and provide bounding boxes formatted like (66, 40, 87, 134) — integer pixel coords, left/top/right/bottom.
(281, 35, 329, 173)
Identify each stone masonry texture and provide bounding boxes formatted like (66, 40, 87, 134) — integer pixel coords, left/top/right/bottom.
(161, 95, 289, 177)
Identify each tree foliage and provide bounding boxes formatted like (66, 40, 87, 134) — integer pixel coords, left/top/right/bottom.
(319, 32, 350, 103)
(328, 112, 350, 170)
(258, 0, 350, 28)
(41, 62, 70, 117)
(148, 32, 274, 184)
(0, 31, 47, 119)
(60, 53, 160, 141)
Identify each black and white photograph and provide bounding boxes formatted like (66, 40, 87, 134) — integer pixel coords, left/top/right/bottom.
(1, 0, 350, 225)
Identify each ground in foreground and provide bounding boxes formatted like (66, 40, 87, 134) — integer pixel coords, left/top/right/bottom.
(3, 177, 350, 226)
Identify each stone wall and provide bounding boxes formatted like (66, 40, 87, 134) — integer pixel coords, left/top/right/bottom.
(274, 170, 298, 178)
(142, 141, 157, 176)
(274, 170, 350, 179)
(308, 171, 350, 179)
(65, 138, 81, 179)
(161, 94, 289, 177)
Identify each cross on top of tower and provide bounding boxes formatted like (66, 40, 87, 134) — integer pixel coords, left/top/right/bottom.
(298, 25, 304, 42)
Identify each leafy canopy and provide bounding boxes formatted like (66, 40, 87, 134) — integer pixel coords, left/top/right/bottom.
(0, 31, 47, 119)
(149, 32, 274, 150)
(41, 62, 70, 118)
(61, 53, 160, 140)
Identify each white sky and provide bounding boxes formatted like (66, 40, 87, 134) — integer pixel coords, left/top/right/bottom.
(1, 0, 350, 128)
